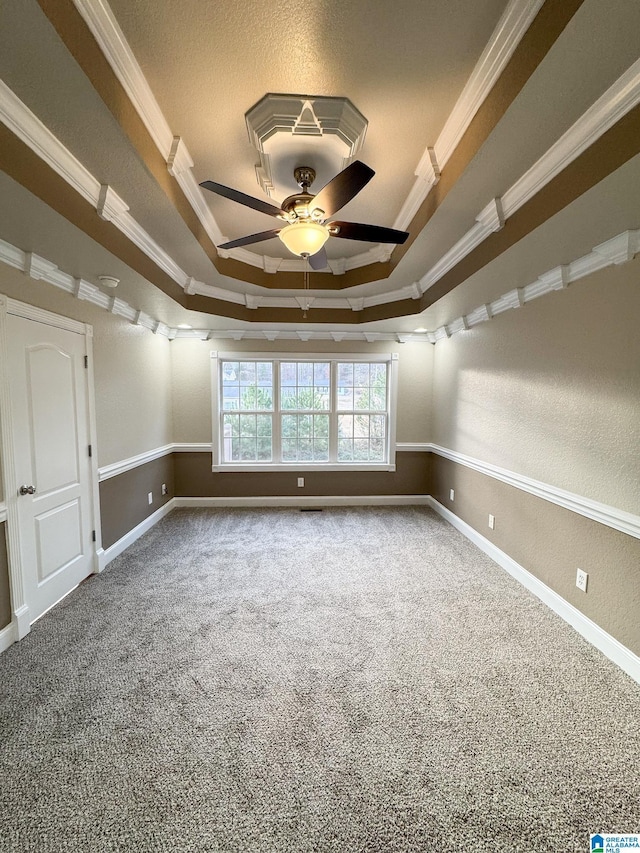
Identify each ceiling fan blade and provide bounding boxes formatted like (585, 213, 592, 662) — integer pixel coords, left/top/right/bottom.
(328, 221, 410, 245)
(200, 180, 284, 218)
(310, 161, 375, 218)
(308, 247, 328, 270)
(218, 229, 282, 250)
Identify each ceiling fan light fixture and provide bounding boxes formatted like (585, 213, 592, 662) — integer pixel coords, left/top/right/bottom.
(278, 221, 330, 258)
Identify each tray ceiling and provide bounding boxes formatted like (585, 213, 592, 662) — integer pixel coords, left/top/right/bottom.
(1, 0, 640, 335)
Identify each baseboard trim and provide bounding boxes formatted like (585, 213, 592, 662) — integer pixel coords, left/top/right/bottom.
(98, 499, 176, 570)
(174, 495, 431, 509)
(427, 497, 640, 686)
(0, 620, 16, 653)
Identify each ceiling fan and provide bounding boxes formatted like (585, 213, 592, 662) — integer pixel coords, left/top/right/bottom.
(200, 161, 409, 270)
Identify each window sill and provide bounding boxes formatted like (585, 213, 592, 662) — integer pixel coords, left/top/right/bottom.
(212, 463, 396, 473)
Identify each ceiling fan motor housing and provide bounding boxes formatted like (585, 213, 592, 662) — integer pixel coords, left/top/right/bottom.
(281, 191, 323, 222)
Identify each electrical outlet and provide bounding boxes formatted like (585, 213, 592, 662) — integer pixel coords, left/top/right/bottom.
(576, 568, 588, 592)
(488, 514, 495, 530)
(449, 489, 455, 501)
(148, 491, 153, 505)
(161, 483, 168, 496)
(297, 477, 304, 488)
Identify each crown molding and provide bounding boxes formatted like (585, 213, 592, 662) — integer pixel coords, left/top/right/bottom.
(412, 58, 640, 300)
(72, 0, 174, 157)
(1, 227, 638, 343)
(72, 0, 226, 250)
(394, 0, 545, 232)
(429, 230, 639, 340)
(0, 80, 193, 289)
(0, 237, 431, 342)
(0, 80, 100, 206)
(501, 57, 640, 219)
(435, 0, 546, 168)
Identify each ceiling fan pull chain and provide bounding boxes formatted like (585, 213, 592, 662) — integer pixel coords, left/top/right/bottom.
(303, 256, 309, 318)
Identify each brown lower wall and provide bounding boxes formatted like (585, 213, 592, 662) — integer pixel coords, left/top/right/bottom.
(99, 455, 175, 550)
(431, 454, 640, 657)
(173, 451, 431, 498)
(99, 451, 430, 549)
(0, 523, 10, 630)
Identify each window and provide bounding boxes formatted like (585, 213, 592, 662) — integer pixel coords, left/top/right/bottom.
(212, 353, 398, 471)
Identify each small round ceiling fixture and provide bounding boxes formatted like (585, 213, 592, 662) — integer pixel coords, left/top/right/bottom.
(98, 275, 120, 288)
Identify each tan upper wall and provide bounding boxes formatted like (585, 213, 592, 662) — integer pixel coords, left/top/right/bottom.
(170, 337, 432, 445)
(431, 256, 640, 515)
(0, 265, 173, 475)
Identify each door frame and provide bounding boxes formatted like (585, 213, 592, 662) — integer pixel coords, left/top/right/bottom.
(0, 296, 102, 642)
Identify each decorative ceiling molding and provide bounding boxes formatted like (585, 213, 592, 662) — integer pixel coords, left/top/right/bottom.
(0, 80, 99, 207)
(0, 80, 188, 286)
(1, 229, 637, 346)
(0, 235, 429, 342)
(4, 55, 640, 323)
(70, 0, 175, 158)
(433, 230, 640, 342)
(434, 0, 547, 168)
(67, 0, 550, 279)
(414, 58, 640, 295)
(247, 95, 367, 151)
(393, 0, 545, 231)
(390, 0, 587, 275)
(501, 59, 640, 221)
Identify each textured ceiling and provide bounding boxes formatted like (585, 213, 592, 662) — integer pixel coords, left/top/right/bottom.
(1, 0, 640, 333)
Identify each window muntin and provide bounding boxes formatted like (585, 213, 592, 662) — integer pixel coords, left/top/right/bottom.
(216, 355, 395, 468)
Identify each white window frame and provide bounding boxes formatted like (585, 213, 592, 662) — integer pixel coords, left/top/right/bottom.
(211, 351, 398, 472)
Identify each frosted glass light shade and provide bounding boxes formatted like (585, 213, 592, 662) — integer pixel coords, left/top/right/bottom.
(278, 221, 330, 257)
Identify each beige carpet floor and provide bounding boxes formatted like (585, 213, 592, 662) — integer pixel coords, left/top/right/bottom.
(0, 506, 639, 852)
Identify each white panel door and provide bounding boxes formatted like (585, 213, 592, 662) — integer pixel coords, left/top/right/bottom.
(7, 314, 94, 622)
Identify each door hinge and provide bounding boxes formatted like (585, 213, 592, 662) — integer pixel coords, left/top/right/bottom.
(84, 355, 88, 369)
(88, 444, 92, 457)
(92, 530, 96, 542)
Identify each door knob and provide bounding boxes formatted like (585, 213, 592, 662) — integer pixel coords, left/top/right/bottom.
(18, 485, 36, 495)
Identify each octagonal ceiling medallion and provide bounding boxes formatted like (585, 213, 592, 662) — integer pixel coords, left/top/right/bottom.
(245, 94, 368, 202)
